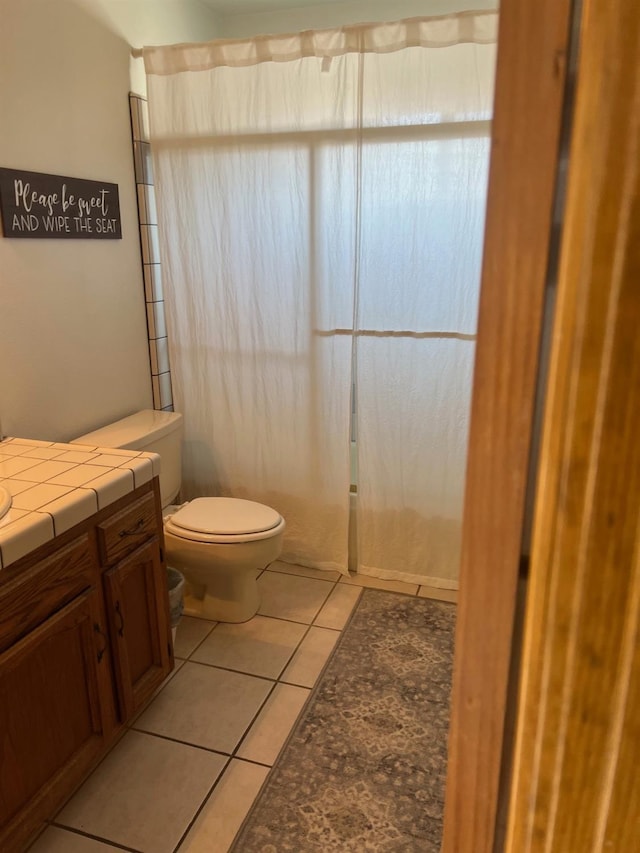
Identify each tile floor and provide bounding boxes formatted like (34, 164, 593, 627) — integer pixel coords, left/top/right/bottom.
(29, 562, 457, 853)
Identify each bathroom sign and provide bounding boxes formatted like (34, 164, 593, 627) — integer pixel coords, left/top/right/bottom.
(0, 168, 122, 239)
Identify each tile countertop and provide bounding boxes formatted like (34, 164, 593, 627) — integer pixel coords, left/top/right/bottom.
(0, 437, 161, 571)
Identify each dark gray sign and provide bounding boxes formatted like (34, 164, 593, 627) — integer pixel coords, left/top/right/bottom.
(0, 168, 122, 239)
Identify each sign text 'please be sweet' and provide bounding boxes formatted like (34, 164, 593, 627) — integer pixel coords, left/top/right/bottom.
(0, 168, 122, 239)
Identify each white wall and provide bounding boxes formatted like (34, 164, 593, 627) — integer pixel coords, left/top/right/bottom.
(0, 0, 219, 442)
(218, 0, 498, 38)
(90, 0, 222, 95)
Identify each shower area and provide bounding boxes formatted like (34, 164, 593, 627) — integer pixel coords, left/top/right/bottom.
(135, 11, 497, 590)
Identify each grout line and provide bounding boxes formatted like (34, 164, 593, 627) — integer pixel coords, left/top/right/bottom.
(254, 611, 332, 627)
(124, 663, 186, 730)
(170, 755, 233, 853)
(256, 571, 339, 626)
(47, 822, 142, 852)
(128, 726, 235, 760)
(228, 679, 279, 760)
(176, 620, 218, 661)
(267, 566, 342, 583)
(231, 755, 272, 770)
(188, 619, 315, 682)
(179, 612, 217, 623)
(175, 659, 279, 684)
(272, 620, 316, 682)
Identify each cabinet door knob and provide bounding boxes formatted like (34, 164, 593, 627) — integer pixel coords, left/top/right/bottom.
(119, 518, 145, 538)
(115, 601, 125, 637)
(94, 623, 107, 663)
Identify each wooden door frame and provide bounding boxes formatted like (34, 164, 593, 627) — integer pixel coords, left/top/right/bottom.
(442, 0, 574, 850)
(444, 0, 640, 849)
(506, 0, 640, 847)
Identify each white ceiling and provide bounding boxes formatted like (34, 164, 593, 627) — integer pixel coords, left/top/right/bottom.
(201, 0, 349, 14)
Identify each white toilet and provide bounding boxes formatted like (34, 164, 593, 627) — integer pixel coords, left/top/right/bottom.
(72, 410, 285, 622)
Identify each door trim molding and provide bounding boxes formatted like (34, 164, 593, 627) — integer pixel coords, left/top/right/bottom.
(442, 1, 573, 850)
(506, 0, 640, 847)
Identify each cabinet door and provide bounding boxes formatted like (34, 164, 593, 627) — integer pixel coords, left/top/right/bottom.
(0, 589, 113, 850)
(103, 538, 172, 720)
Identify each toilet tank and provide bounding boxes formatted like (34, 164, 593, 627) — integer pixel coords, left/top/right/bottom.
(72, 410, 183, 508)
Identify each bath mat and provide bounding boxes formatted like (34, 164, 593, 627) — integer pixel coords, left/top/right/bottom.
(230, 588, 456, 852)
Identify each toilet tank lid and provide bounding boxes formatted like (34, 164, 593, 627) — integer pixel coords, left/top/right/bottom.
(72, 410, 183, 451)
(171, 497, 282, 535)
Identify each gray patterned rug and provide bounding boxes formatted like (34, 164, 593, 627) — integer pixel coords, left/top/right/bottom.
(231, 589, 456, 852)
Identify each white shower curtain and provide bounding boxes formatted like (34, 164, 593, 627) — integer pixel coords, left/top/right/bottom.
(144, 12, 497, 584)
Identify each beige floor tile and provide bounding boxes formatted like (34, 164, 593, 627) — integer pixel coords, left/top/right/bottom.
(191, 615, 306, 679)
(340, 572, 419, 595)
(236, 683, 309, 765)
(29, 826, 121, 852)
(281, 626, 339, 688)
(418, 585, 458, 603)
(56, 730, 225, 853)
(134, 662, 272, 753)
(174, 616, 217, 659)
(178, 759, 269, 853)
(257, 571, 333, 623)
(313, 582, 361, 630)
(128, 659, 185, 727)
(268, 559, 342, 582)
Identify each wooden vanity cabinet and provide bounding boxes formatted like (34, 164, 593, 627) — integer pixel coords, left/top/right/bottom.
(98, 491, 172, 720)
(0, 479, 172, 853)
(0, 558, 114, 853)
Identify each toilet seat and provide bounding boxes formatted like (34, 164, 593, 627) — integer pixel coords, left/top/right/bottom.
(164, 497, 285, 544)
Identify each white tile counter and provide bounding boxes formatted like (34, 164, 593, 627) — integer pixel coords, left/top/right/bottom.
(0, 437, 160, 570)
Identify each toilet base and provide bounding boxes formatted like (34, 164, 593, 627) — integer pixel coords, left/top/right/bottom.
(183, 576, 260, 623)
(164, 518, 283, 624)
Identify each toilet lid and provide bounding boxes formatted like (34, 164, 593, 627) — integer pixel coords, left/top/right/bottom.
(169, 497, 282, 536)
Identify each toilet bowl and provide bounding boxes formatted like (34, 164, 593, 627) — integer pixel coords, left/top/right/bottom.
(71, 410, 285, 623)
(164, 497, 285, 622)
